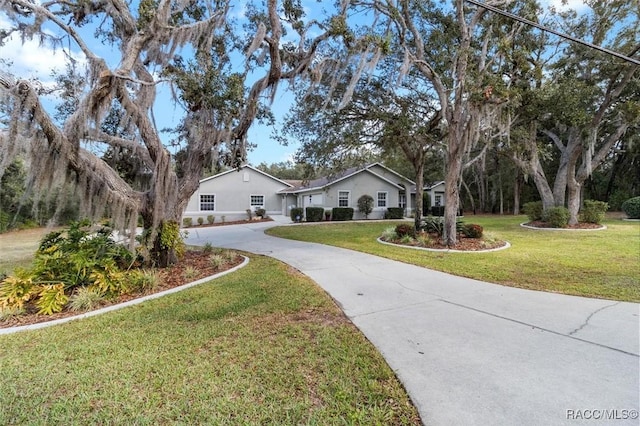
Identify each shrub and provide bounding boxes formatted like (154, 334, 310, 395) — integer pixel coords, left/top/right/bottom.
(203, 242, 213, 254)
(422, 216, 464, 237)
(221, 250, 237, 262)
(431, 206, 445, 216)
(128, 270, 159, 292)
(415, 232, 432, 246)
(182, 217, 193, 228)
(580, 200, 608, 224)
(159, 220, 186, 261)
(69, 287, 104, 312)
(395, 223, 415, 238)
(197, 217, 204, 226)
(462, 223, 484, 238)
(385, 207, 405, 219)
(246, 209, 253, 220)
(380, 227, 398, 241)
(523, 201, 544, 221)
(399, 234, 414, 244)
(255, 208, 266, 218)
(543, 206, 570, 228)
(422, 216, 444, 236)
(0, 274, 36, 310)
(621, 196, 640, 219)
(1, 221, 146, 315)
(183, 266, 199, 280)
(332, 207, 354, 221)
(305, 207, 325, 222)
(357, 195, 374, 218)
(207, 215, 215, 224)
(36, 284, 68, 315)
(290, 207, 304, 222)
(209, 254, 227, 269)
(0, 305, 25, 321)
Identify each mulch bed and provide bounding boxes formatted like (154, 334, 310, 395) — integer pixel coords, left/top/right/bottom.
(385, 234, 507, 251)
(1, 250, 244, 329)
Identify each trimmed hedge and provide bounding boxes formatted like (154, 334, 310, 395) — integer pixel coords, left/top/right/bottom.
(523, 201, 543, 221)
(332, 207, 354, 221)
(431, 206, 444, 216)
(543, 206, 569, 228)
(385, 207, 405, 219)
(290, 207, 304, 222)
(580, 200, 608, 224)
(305, 207, 325, 222)
(621, 196, 640, 219)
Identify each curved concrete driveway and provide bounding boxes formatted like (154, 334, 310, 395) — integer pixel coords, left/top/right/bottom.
(185, 218, 639, 425)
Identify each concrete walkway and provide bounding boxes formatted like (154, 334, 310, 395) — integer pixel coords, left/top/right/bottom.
(185, 217, 640, 426)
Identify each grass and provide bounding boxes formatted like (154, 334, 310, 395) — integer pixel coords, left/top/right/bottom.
(0, 255, 420, 424)
(267, 215, 640, 302)
(0, 227, 58, 275)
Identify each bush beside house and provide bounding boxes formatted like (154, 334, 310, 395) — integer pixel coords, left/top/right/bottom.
(305, 207, 325, 222)
(385, 207, 405, 219)
(332, 207, 354, 221)
(290, 207, 304, 222)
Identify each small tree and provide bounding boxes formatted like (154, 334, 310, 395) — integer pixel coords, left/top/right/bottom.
(357, 195, 374, 219)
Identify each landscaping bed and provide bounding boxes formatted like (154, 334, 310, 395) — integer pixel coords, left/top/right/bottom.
(382, 234, 507, 251)
(1, 249, 244, 329)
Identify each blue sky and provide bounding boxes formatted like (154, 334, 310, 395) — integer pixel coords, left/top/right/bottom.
(0, 0, 587, 166)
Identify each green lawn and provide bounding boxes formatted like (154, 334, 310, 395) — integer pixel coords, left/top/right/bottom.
(267, 215, 640, 302)
(0, 255, 420, 425)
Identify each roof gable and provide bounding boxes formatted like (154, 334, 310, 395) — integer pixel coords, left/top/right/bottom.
(366, 163, 415, 185)
(199, 164, 293, 188)
(281, 163, 414, 194)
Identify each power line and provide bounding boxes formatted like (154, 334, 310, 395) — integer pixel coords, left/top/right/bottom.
(465, 0, 640, 66)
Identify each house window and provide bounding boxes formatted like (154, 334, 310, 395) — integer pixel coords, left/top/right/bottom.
(338, 191, 350, 207)
(200, 194, 215, 211)
(435, 194, 442, 207)
(250, 195, 265, 208)
(399, 194, 406, 209)
(377, 192, 388, 208)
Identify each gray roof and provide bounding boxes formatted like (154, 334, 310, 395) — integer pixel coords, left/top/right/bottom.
(279, 163, 415, 195)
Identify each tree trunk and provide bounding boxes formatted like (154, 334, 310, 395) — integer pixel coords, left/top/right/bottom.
(513, 172, 522, 215)
(567, 178, 582, 225)
(443, 150, 463, 246)
(414, 160, 425, 231)
(514, 124, 555, 211)
(498, 172, 504, 215)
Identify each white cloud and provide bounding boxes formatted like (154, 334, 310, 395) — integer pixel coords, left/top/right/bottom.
(0, 13, 85, 85)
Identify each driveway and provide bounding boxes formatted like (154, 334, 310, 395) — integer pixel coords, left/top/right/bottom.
(185, 217, 640, 425)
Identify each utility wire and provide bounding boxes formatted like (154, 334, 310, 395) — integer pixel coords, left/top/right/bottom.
(465, 0, 640, 66)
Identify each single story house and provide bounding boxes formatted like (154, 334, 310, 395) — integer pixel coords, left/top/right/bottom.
(183, 163, 416, 221)
(280, 163, 416, 220)
(182, 165, 297, 222)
